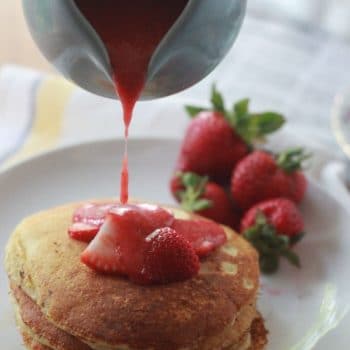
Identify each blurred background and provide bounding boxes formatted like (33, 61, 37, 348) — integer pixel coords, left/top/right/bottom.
(1, 0, 350, 70)
(1, 0, 350, 154)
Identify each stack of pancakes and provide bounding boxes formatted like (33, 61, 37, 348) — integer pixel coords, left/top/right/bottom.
(5, 202, 267, 350)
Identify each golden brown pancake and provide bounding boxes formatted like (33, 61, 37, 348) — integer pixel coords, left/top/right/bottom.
(12, 285, 90, 350)
(12, 283, 265, 350)
(21, 324, 266, 350)
(19, 315, 267, 350)
(5, 201, 266, 350)
(21, 331, 51, 350)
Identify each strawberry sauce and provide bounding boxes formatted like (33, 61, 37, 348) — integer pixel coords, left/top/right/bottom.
(74, 0, 189, 203)
(71, 202, 227, 282)
(69, 2, 228, 282)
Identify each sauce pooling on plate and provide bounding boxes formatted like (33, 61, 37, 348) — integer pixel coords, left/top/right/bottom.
(74, 0, 189, 203)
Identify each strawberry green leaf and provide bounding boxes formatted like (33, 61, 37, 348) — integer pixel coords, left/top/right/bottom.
(281, 250, 301, 268)
(250, 112, 285, 135)
(181, 172, 208, 189)
(290, 232, 305, 245)
(259, 254, 279, 274)
(230, 100, 285, 144)
(211, 85, 226, 114)
(242, 212, 302, 274)
(277, 148, 312, 173)
(191, 199, 212, 212)
(234, 98, 250, 117)
(192, 84, 285, 145)
(177, 172, 212, 213)
(244, 228, 258, 241)
(185, 105, 208, 118)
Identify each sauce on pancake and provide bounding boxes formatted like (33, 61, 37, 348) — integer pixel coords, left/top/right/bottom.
(69, 202, 227, 283)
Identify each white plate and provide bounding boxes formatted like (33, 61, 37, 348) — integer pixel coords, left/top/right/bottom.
(1, 139, 349, 350)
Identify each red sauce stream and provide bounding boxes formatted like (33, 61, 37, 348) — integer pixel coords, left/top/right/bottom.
(74, 0, 189, 203)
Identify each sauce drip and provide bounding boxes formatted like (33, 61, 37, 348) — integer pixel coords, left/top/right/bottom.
(74, 0, 189, 203)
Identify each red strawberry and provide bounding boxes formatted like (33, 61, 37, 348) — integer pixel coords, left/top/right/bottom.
(81, 204, 174, 276)
(68, 222, 100, 243)
(73, 202, 118, 226)
(172, 218, 227, 257)
(241, 198, 304, 238)
(68, 202, 118, 242)
(241, 199, 305, 274)
(176, 86, 285, 181)
(173, 172, 240, 229)
(231, 149, 309, 210)
(177, 111, 248, 182)
(81, 212, 142, 275)
(136, 227, 200, 284)
(170, 174, 184, 201)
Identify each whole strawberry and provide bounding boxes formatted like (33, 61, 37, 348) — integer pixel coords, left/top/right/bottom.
(241, 198, 304, 238)
(231, 148, 309, 210)
(140, 227, 200, 284)
(241, 199, 305, 274)
(176, 86, 285, 182)
(173, 172, 240, 229)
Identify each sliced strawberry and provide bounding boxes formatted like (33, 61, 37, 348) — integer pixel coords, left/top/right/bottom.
(81, 204, 174, 276)
(69, 202, 118, 243)
(73, 202, 118, 227)
(68, 222, 99, 243)
(171, 218, 227, 257)
(81, 211, 143, 275)
(81, 214, 124, 274)
(137, 227, 199, 284)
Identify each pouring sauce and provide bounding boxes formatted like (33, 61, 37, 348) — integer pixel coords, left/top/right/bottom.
(74, 0, 189, 203)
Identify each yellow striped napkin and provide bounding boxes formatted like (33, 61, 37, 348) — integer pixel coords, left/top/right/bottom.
(0, 66, 74, 169)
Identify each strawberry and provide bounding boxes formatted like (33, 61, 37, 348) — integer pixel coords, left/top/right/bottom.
(176, 86, 285, 181)
(137, 227, 200, 284)
(81, 212, 143, 275)
(68, 202, 118, 242)
(172, 218, 227, 257)
(81, 204, 174, 276)
(170, 175, 184, 201)
(73, 202, 118, 226)
(241, 198, 304, 238)
(231, 148, 309, 210)
(241, 199, 305, 274)
(172, 172, 240, 229)
(68, 222, 100, 243)
(79, 203, 227, 283)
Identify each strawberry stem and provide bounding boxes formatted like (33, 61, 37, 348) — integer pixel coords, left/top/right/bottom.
(243, 212, 301, 274)
(210, 84, 226, 114)
(184, 84, 285, 145)
(185, 105, 208, 118)
(276, 148, 311, 173)
(177, 172, 212, 212)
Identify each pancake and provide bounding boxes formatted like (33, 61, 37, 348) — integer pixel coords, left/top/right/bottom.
(21, 331, 51, 350)
(18, 313, 267, 350)
(20, 321, 266, 350)
(11, 284, 263, 350)
(12, 284, 90, 350)
(5, 201, 265, 350)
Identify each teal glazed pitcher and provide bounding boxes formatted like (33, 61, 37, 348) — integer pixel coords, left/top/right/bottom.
(22, 0, 247, 99)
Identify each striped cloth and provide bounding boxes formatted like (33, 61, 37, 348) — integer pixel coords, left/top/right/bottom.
(0, 66, 74, 168)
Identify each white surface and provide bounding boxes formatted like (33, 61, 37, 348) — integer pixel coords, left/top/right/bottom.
(249, 0, 350, 39)
(0, 138, 350, 349)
